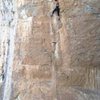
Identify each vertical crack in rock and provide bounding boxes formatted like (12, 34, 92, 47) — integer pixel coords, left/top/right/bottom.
(49, 1, 63, 99)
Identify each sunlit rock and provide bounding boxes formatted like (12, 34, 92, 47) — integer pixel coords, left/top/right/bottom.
(0, 0, 100, 100)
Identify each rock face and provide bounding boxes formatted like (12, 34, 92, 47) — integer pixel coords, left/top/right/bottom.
(0, 0, 100, 100)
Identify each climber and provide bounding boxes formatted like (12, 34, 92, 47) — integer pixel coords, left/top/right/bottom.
(51, 0, 60, 19)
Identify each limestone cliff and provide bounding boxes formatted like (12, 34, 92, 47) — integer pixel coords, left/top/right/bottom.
(0, 0, 100, 100)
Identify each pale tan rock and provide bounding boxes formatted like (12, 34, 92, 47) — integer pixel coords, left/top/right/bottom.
(0, 0, 100, 100)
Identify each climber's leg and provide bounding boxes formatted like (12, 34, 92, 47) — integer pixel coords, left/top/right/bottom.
(56, 7, 60, 20)
(51, 7, 60, 20)
(56, 7, 60, 16)
(51, 8, 57, 17)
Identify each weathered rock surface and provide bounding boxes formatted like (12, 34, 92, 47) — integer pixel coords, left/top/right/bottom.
(0, 0, 100, 100)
